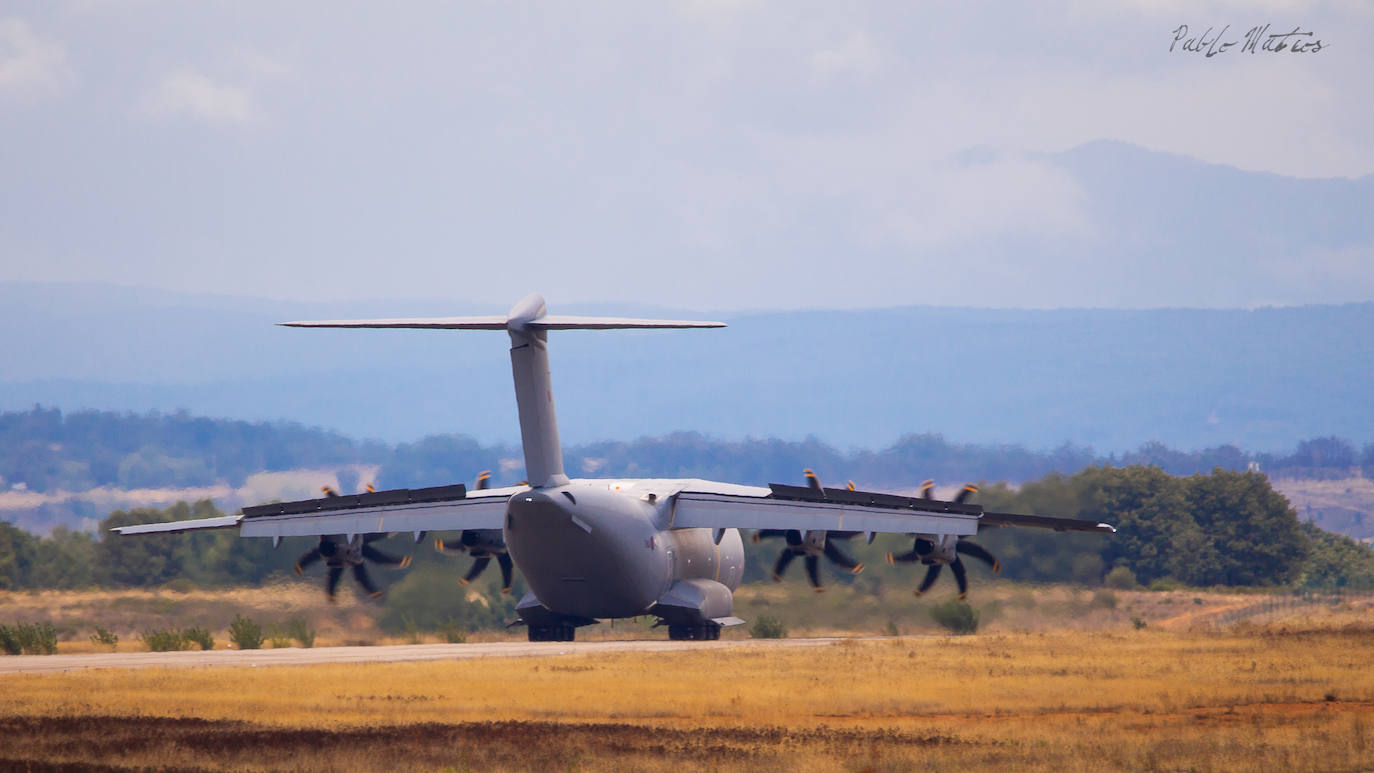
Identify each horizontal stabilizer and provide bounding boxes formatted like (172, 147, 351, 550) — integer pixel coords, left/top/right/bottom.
(529, 316, 725, 330)
(279, 315, 724, 330)
(279, 316, 507, 329)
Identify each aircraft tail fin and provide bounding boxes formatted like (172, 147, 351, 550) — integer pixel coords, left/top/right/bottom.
(279, 293, 725, 489)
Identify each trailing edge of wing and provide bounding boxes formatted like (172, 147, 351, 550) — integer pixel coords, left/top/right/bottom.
(279, 316, 507, 329)
(980, 511, 1116, 533)
(113, 514, 243, 535)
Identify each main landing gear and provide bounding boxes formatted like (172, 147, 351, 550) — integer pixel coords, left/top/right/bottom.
(527, 624, 576, 642)
(667, 623, 721, 641)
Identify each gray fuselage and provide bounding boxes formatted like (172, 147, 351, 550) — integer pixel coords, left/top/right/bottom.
(503, 482, 744, 620)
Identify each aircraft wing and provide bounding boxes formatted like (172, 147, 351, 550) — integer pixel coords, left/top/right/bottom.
(670, 481, 1113, 536)
(113, 484, 516, 538)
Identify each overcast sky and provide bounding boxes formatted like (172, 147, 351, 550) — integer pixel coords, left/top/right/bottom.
(2, 1, 1371, 311)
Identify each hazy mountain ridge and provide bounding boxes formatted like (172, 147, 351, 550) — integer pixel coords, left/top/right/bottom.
(4, 141, 1372, 450)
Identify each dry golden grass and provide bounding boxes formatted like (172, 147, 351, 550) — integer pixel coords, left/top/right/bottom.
(3, 622, 1373, 771)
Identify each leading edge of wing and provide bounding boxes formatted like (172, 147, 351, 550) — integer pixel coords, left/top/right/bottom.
(112, 514, 243, 535)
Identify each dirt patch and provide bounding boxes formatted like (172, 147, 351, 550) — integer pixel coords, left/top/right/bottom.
(0, 715, 962, 772)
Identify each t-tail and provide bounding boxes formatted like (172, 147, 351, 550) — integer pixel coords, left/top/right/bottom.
(280, 293, 725, 488)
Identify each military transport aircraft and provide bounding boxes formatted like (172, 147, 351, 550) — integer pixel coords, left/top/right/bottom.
(116, 293, 1113, 642)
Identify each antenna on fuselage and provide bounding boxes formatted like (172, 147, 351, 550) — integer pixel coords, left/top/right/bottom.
(280, 293, 725, 488)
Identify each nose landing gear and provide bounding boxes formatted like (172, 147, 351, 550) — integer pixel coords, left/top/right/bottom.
(527, 624, 577, 642)
(667, 623, 721, 641)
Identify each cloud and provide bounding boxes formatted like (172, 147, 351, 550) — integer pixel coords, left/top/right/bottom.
(0, 18, 71, 98)
(140, 49, 290, 128)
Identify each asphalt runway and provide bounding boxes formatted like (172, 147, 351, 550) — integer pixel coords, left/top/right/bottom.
(1, 636, 860, 675)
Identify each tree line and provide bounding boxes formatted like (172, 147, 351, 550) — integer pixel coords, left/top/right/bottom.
(2, 465, 1371, 594)
(4, 407, 1373, 496)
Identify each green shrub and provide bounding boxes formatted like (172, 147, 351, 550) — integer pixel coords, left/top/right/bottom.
(90, 627, 119, 650)
(267, 625, 293, 649)
(228, 614, 264, 650)
(0, 625, 21, 655)
(1147, 577, 1184, 592)
(1090, 589, 1119, 609)
(1131, 616, 1148, 630)
(441, 621, 467, 644)
(930, 600, 979, 635)
(182, 626, 214, 651)
(1, 623, 59, 655)
(884, 619, 900, 637)
(1104, 566, 1139, 590)
(17, 623, 59, 655)
(749, 615, 787, 639)
(285, 617, 316, 648)
(141, 628, 187, 652)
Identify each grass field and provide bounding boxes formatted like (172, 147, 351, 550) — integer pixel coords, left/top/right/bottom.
(3, 616, 1373, 771)
(0, 580, 1326, 653)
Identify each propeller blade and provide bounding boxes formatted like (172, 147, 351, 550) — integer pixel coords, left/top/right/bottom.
(365, 482, 376, 493)
(804, 468, 823, 493)
(954, 484, 979, 504)
(435, 537, 466, 553)
(461, 556, 491, 585)
(804, 555, 823, 591)
(823, 540, 864, 574)
(950, 557, 968, 599)
(322, 486, 339, 497)
(496, 552, 514, 594)
(353, 563, 382, 598)
(771, 550, 797, 581)
(887, 550, 921, 564)
(915, 565, 942, 596)
(846, 480, 856, 491)
(753, 529, 788, 543)
(294, 546, 322, 575)
(325, 566, 344, 602)
(475, 471, 491, 490)
(361, 543, 410, 568)
(956, 540, 1001, 574)
(919, 479, 935, 499)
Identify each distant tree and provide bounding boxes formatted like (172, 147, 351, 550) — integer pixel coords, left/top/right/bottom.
(25, 526, 97, 589)
(1082, 465, 1194, 585)
(1298, 521, 1374, 589)
(1284, 437, 1358, 472)
(1183, 469, 1306, 586)
(1362, 443, 1374, 479)
(0, 521, 37, 590)
(95, 501, 226, 587)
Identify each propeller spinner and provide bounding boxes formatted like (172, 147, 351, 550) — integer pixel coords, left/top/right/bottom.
(753, 469, 865, 592)
(434, 471, 515, 594)
(294, 482, 411, 603)
(887, 482, 1000, 599)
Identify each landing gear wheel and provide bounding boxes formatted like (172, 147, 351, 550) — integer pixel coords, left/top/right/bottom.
(667, 623, 720, 641)
(528, 625, 576, 642)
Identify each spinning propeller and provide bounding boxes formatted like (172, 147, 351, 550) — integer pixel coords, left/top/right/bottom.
(434, 471, 515, 594)
(886, 482, 1000, 599)
(753, 470, 865, 592)
(294, 482, 411, 603)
